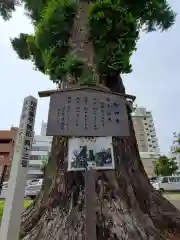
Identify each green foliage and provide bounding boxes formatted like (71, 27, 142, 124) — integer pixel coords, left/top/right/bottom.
(0, 0, 176, 87)
(122, 0, 176, 31)
(172, 132, 180, 153)
(11, 33, 30, 60)
(11, 33, 46, 73)
(23, 0, 49, 23)
(11, 0, 78, 81)
(0, 2, 16, 21)
(43, 51, 84, 83)
(89, 0, 138, 75)
(77, 65, 97, 86)
(35, 0, 76, 51)
(154, 155, 178, 176)
(41, 159, 48, 176)
(34, 0, 77, 80)
(27, 35, 46, 73)
(64, 54, 84, 81)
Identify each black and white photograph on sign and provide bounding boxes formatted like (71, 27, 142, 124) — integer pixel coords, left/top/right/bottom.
(68, 137, 115, 171)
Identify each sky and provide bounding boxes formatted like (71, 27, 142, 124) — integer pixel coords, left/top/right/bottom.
(0, 1, 179, 154)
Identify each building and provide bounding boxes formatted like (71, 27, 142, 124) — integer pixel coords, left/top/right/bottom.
(132, 107, 160, 154)
(140, 152, 160, 177)
(28, 121, 52, 180)
(131, 107, 160, 177)
(28, 134, 52, 180)
(40, 121, 47, 136)
(0, 127, 18, 181)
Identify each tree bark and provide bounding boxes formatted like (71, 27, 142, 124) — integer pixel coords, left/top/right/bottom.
(20, 1, 180, 239)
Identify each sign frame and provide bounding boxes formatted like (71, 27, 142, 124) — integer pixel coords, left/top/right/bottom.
(68, 136, 115, 171)
(45, 88, 132, 137)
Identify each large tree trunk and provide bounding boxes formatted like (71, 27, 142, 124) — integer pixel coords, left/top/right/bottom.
(20, 102, 180, 239)
(20, 1, 180, 239)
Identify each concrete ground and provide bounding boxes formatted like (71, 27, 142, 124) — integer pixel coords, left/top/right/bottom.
(171, 200, 180, 209)
(164, 193, 180, 209)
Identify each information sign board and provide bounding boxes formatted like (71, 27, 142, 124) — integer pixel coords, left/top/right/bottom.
(46, 90, 129, 137)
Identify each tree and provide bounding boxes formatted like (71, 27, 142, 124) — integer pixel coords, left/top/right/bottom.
(1, 0, 180, 239)
(40, 159, 48, 176)
(154, 155, 178, 176)
(172, 132, 180, 153)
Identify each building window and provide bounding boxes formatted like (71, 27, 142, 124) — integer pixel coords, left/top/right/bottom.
(28, 165, 41, 170)
(31, 146, 49, 151)
(30, 155, 49, 160)
(140, 144, 146, 148)
(0, 139, 11, 144)
(30, 155, 39, 160)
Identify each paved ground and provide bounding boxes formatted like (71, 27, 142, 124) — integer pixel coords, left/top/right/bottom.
(170, 200, 180, 209)
(164, 193, 180, 209)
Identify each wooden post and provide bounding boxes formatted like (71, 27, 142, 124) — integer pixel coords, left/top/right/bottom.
(85, 168, 96, 240)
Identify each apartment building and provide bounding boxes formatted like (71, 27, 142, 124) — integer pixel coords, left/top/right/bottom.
(140, 152, 160, 177)
(131, 107, 160, 176)
(132, 107, 160, 154)
(28, 134, 52, 180)
(0, 127, 18, 180)
(40, 121, 47, 137)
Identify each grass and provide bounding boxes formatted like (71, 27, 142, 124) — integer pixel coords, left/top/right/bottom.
(0, 199, 32, 223)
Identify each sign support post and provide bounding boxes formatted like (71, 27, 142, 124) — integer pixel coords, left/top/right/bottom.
(85, 167, 96, 240)
(0, 96, 37, 240)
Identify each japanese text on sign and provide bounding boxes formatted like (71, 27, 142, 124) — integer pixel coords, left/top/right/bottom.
(47, 90, 129, 137)
(15, 97, 37, 168)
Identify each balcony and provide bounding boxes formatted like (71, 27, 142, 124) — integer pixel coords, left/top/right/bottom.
(28, 169, 43, 175)
(29, 160, 42, 165)
(0, 129, 17, 140)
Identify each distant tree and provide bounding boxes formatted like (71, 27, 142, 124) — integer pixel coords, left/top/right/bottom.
(154, 155, 178, 176)
(40, 159, 48, 176)
(172, 132, 180, 153)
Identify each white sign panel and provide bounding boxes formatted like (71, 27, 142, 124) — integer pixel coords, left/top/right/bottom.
(0, 96, 37, 240)
(68, 137, 115, 171)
